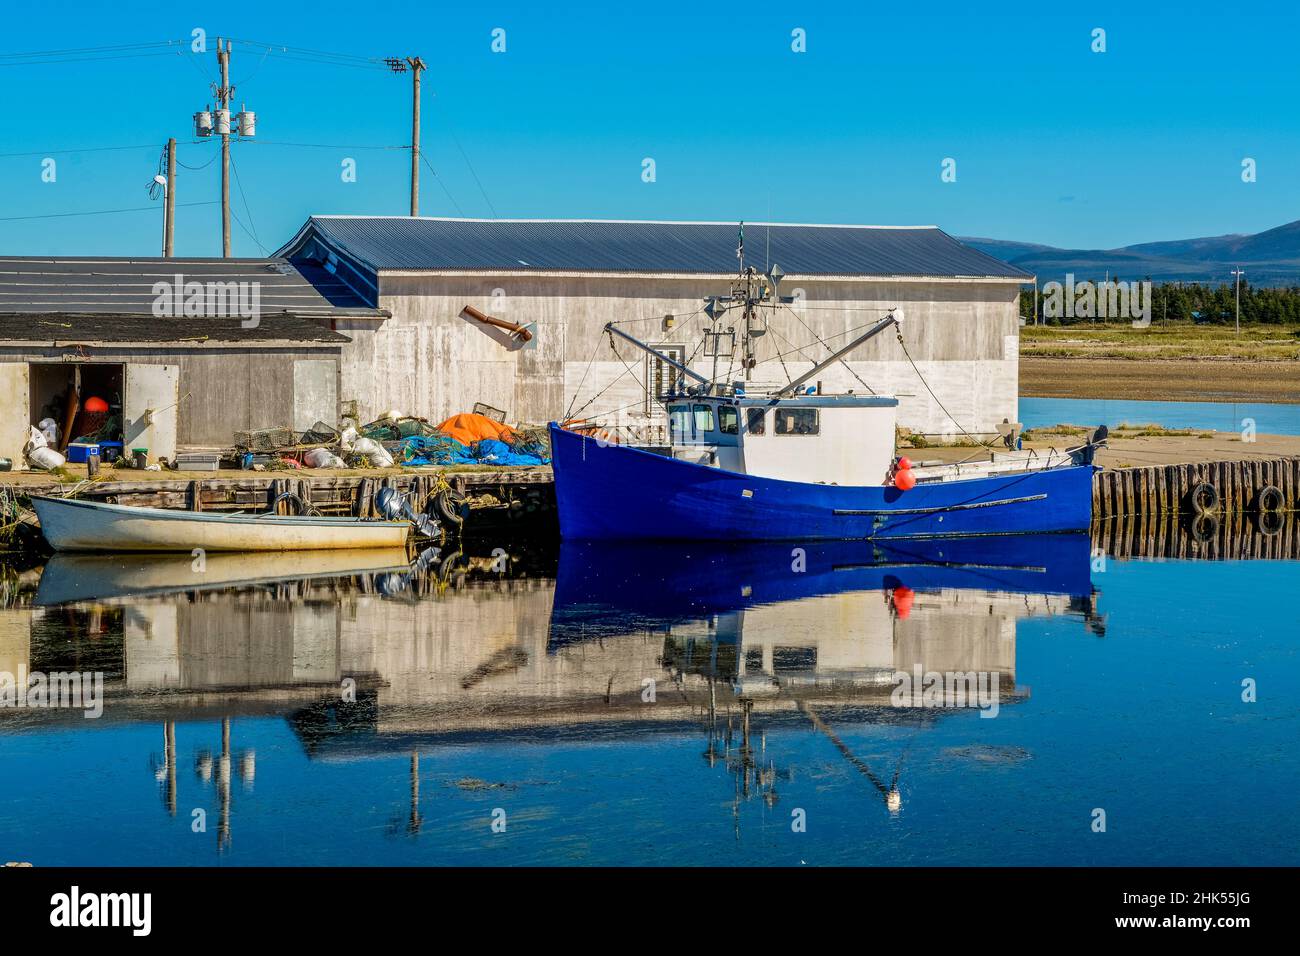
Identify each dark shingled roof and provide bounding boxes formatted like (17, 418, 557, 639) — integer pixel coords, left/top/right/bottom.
(277, 217, 1034, 281)
(0, 311, 350, 345)
(0, 256, 379, 315)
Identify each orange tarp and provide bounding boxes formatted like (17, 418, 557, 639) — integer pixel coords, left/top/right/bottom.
(436, 413, 516, 446)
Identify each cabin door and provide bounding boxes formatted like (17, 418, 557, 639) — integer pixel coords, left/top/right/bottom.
(124, 364, 180, 462)
(0, 363, 30, 466)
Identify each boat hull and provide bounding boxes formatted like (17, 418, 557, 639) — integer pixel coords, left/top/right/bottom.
(32, 496, 411, 553)
(549, 423, 1094, 541)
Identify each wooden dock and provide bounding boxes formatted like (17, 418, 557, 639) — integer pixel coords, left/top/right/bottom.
(7, 455, 1297, 547)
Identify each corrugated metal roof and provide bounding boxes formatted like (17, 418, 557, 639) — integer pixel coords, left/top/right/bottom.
(0, 311, 349, 345)
(0, 256, 379, 315)
(277, 217, 1034, 280)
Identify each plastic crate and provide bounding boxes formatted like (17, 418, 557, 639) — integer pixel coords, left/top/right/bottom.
(176, 453, 221, 472)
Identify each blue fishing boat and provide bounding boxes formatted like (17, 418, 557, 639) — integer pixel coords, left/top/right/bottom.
(551, 245, 1102, 542)
(552, 329, 1101, 541)
(551, 418, 1095, 540)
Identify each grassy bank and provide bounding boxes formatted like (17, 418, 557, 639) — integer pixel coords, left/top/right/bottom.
(1019, 323, 1300, 403)
(1020, 323, 1300, 361)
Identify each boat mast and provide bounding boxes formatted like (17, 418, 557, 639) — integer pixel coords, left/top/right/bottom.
(719, 221, 784, 384)
(773, 310, 902, 397)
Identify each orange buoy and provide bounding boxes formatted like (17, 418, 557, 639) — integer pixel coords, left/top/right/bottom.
(894, 468, 917, 491)
(896, 456, 912, 471)
(892, 586, 914, 619)
(83, 396, 109, 413)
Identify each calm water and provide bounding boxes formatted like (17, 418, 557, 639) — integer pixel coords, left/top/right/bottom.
(1, 532, 1296, 867)
(1020, 397, 1300, 435)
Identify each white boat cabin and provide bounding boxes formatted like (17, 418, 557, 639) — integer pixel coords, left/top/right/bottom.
(665, 394, 899, 486)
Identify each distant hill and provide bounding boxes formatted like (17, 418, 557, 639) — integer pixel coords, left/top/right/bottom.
(961, 220, 1300, 286)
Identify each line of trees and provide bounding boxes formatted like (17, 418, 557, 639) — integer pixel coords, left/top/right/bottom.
(1021, 281, 1300, 325)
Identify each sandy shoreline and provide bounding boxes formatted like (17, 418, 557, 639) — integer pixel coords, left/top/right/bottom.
(1021, 357, 1300, 404)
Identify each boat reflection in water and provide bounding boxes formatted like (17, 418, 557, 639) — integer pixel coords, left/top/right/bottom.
(550, 535, 1099, 812)
(4, 533, 1101, 850)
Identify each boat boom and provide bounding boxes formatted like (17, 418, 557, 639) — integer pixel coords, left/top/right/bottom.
(604, 323, 714, 389)
(774, 310, 902, 397)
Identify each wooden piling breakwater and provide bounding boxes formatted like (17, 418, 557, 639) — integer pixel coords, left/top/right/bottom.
(1092, 456, 1300, 517)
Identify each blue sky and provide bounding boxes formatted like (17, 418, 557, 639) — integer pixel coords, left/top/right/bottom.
(2, 1, 1297, 257)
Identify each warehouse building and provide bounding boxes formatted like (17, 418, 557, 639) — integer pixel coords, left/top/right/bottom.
(0, 256, 382, 465)
(277, 217, 1032, 441)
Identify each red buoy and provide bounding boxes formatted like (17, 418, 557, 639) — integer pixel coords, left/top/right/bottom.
(894, 468, 917, 491)
(892, 586, 914, 619)
(896, 456, 912, 471)
(83, 396, 109, 413)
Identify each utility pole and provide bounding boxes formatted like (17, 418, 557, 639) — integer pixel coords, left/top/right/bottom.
(1231, 267, 1245, 334)
(409, 57, 424, 216)
(164, 138, 176, 257)
(218, 38, 232, 257)
(386, 56, 427, 216)
(190, 41, 254, 256)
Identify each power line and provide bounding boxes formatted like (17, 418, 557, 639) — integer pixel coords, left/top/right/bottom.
(0, 201, 216, 223)
(227, 149, 266, 253)
(0, 40, 184, 58)
(419, 152, 466, 216)
(242, 140, 406, 150)
(232, 45, 271, 86)
(176, 150, 219, 171)
(230, 209, 269, 255)
(0, 143, 159, 158)
(0, 50, 187, 67)
(449, 132, 499, 218)
(224, 37, 384, 66)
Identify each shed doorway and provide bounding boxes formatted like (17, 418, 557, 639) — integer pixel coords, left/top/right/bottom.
(29, 362, 125, 458)
(22, 361, 179, 465)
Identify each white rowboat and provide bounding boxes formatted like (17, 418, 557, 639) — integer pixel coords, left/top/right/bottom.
(32, 495, 411, 553)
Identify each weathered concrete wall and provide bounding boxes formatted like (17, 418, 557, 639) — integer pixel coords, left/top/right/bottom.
(353, 274, 1021, 435)
(0, 346, 341, 449)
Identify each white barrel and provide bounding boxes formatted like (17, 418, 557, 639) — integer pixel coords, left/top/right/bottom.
(214, 109, 230, 135)
(193, 110, 213, 136)
(236, 109, 256, 137)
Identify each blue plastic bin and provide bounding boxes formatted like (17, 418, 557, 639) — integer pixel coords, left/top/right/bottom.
(65, 443, 100, 464)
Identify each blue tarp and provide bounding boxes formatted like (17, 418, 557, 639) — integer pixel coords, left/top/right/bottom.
(396, 434, 549, 468)
(473, 438, 550, 467)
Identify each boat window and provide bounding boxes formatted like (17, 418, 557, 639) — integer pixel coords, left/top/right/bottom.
(693, 404, 715, 434)
(718, 405, 739, 435)
(775, 408, 819, 436)
(668, 404, 691, 441)
(745, 408, 766, 436)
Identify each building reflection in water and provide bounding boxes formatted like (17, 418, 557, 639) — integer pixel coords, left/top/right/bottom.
(0, 530, 1130, 845)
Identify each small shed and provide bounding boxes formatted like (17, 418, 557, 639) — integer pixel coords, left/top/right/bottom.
(0, 256, 383, 465)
